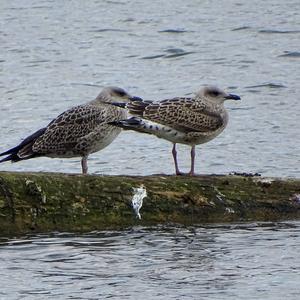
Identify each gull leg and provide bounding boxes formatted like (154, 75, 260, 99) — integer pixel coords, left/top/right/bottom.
(188, 145, 196, 176)
(172, 143, 183, 175)
(81, 156, 88, 174)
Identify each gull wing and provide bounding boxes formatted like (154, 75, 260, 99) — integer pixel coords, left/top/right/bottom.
(31, 104, 110, 154)
(127, 97, 224, 133)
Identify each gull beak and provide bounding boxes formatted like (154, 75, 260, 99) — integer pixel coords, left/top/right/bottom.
(225, 93, 241, 100)
(129, 96, 143, 102)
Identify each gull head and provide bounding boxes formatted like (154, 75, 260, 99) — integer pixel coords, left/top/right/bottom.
(96, 86, 135, 103)
(196, 86, 241, 104)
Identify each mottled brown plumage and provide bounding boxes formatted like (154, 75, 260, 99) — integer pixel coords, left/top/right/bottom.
(127, 96, 224, 135)
(0, 87, 135, 174)
(111, 86, 241, 176)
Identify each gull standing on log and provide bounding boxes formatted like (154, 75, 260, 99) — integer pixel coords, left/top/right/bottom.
(110, 86, 240, 176)
(0, 87, 137, 174)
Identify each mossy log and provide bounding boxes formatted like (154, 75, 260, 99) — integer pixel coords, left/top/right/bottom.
(0, 171, 299, 235)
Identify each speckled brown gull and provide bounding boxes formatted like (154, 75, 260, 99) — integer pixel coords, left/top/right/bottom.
(110, 86, 240, 176)
(0, 87, 137, 174)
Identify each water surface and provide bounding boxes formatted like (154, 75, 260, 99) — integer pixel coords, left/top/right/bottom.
(1, 222, 300, 299)
(0, 0, 299, 177)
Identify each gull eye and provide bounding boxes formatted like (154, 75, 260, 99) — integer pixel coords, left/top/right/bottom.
(209, 90, 220, 97)
(112, 87, 127, 97)
(117, 91, 126, 97)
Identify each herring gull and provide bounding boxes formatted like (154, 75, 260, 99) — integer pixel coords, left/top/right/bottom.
(0, 87, 138, 174)
(110, 86, 240, 176)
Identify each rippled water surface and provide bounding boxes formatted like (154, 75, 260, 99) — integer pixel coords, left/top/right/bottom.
(1, 222, 300, 299)
(0, 0, 299, 177)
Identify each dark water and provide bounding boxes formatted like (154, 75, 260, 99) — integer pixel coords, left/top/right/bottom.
(0, 0, 299, 177)
(1, 222, 300, 299)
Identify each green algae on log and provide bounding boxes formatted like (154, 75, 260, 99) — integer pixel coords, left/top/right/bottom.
(0, 171, 299, 235)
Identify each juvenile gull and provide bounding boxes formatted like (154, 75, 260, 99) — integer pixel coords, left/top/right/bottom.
(0, 87, 136, 174)
(110, 86, 240, 176)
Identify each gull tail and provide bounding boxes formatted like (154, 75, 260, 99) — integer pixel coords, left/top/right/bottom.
(0, 127, 46, 163)
(109, 117, 180, 140)
(110, 117, 186, 144)
(109, 117, 161, 135)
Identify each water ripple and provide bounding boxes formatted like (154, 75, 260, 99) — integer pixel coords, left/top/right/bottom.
(164, 48, 195, 58)
(0, 223, 300, 299)
(0, 0, 299, 179)
(88, 28, 127, 33)
(278, 51, 300, 58)
(164, 51, 195, 58)
(258, 29, 300, 34)
(245, 83, 287, 89)
(141, 54, 165, 60)
(231, 26, 251, 31)
(158, 29, 190, 34)
(141, 48, 195, 60)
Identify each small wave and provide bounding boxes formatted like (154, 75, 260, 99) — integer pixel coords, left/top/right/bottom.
(6, 6, 28, 10)
(231, 26, 251, 31)
(55, 59, 73, 63)
(158, 29, 189, 34)
(164, 48, 195, 58)
(164, 51, 195, 58)
(70, 82, 103, 88)
(26, 59, 50, 64)
(245, 83, 287, 89)
(141, 54, 165, 60)
(141, 48, 195, 60)
(88, 28, 127, 33)
(239, 59, 256, 64)
(230, 107, 255, 111)
(258, 29, 300, 34)
(9, 48, 29, 53)
(278, 51, 300, 58)
(31, 6, 52, 9)
(122, 18, 135, 23)
(165, 48, 185, 54)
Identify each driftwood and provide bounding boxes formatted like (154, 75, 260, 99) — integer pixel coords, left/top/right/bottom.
(0, 171, 299, 235)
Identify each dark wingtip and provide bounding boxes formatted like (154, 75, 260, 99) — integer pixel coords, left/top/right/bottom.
(108, 117, 142, 128)
(0, 154, 14, 163)
(0, 147, 17, 157)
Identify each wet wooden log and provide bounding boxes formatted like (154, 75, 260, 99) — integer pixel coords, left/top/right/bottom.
(0, 171, 299, 235)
